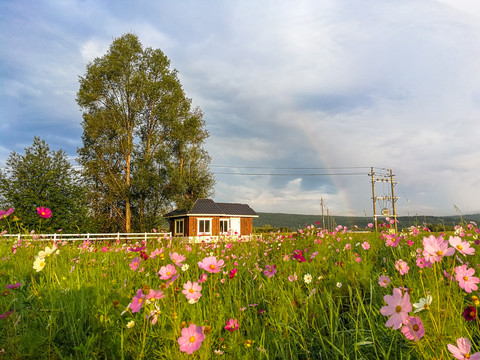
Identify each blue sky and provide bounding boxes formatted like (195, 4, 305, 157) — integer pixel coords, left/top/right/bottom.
(2, 0, 480, 217)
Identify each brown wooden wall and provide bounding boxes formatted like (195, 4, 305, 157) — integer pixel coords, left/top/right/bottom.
(170, 216, 254, 236)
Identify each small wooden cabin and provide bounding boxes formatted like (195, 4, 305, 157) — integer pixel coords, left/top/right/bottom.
(164, 199, 258, 238)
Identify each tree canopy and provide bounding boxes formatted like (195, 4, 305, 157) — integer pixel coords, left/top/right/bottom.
(0, 137, 90, 232)
(77, 33, 215, 232)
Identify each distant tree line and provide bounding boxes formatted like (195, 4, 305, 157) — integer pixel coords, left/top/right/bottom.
(0, 34, 215, 233)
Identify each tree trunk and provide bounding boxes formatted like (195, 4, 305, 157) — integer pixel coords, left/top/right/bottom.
(125, 152, 131, 233)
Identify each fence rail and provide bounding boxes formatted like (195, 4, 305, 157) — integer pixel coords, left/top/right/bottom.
(0, 232, 172, 242)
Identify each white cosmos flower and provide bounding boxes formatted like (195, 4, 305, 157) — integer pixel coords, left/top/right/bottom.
(33, 257, 46, 272)
(36, 245, 57, 259)
(413, 295, 432, 313)
(126, 320, 135, 328)
(303, 274, 312, 284)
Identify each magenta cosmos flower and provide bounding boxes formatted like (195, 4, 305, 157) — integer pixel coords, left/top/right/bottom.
(401, 316, 424, 342)
(5, 282, 22, 290)
(198, 256, 225, 273)
(454, 265, 480, 293)
(447, 338, 480, 360)
(263, 264, 277, 278)
(37, 207, 52, 219)
(380, 288, 412, 330)
(422, 235, 454, 263)
(129, 289, 146, 313)
(224, 318, 239, 332)
(449, 236, 475, 256)
(177, 324, 205, 354)
(182, 281, 202, 301)
(158, 264, 177, 280)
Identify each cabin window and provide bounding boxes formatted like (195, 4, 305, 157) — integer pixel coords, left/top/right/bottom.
(175, 219, 184, 236)
(197, 218, 212, 235)
(220, 219, 229, 233)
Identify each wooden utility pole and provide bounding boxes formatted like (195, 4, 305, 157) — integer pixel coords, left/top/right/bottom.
(390, 169, 398, 233)
(370, 167, 378, 232)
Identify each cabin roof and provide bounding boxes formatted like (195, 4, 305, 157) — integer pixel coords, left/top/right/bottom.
(164, 199, 258, 218)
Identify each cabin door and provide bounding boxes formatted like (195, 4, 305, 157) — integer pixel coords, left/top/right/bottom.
(230, 217, 241, 235)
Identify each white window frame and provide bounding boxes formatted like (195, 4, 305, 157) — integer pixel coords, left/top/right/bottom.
(175, 219, 184, 236)
(219, 219, 229, 234)
(197, 218, 212, 235)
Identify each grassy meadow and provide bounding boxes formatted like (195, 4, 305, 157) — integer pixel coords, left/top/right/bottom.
(1, 217, 480, 359)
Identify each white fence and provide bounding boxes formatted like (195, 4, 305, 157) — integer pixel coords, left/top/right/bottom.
(0, 232, 172, 242)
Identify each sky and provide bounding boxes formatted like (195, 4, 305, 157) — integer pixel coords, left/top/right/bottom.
(2, 0, 480, 218)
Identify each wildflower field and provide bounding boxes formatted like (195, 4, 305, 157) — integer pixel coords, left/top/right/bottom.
(1, 213, 480, 359)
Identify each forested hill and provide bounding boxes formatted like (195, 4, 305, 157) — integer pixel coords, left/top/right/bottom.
(253, 212, 480, 232)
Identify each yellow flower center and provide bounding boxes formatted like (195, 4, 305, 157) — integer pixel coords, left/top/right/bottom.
(189, 336, 196, 343)
(138, 298, 143, 304)
(412, 324, 419, 331)
(166, 271, 171, 276)
(209, 264, 216, 270)
(189, 288, 195, 293)
(457, 245, 463, 250)
(436, 250, 443, 256)
(465, 353, 470, 359)
(464, 276, 469, 281)
(471, 311, 476, 318)
(395, 305, 402, 313)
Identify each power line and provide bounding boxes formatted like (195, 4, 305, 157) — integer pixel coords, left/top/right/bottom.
(211, 165, 371, 170)
(214, 172, 368, 176)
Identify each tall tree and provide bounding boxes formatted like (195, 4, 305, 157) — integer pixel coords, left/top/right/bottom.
(77, 33, 215, 232)
(0, 137, 89, 232)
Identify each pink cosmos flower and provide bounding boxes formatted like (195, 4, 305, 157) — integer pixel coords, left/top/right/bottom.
(380, 288, 412, 330)
(158, 264, 177, 280)
(263, 264, 277, 278)
(362, 241, 370, 250)
(454, 265, 480, 293)
(422, 235, 454, 263)
(395, 259, 409, 275)
(0, 208, 14, 220)
(129, 289, 146, 313)
(146, 289, 165, 300)
(37, 207, 52, 219)
(169, 252, 186, 266)
(224, 318, 239, 332)
(447, 338, 480, 360)
(401, 316, 425, 342)
(198, 256, 225, 273)
(288, 273, 298, 282)
(378, 275, 391, 288)
(416, 257, 432, 268)
(129, 257, 141, 271)
(177, 324, 205, 354)
(182, 281, 202, 301)
(449, 236, 475, 256)
(385, 234, 399, 247)
(149, 248, 164, 259)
